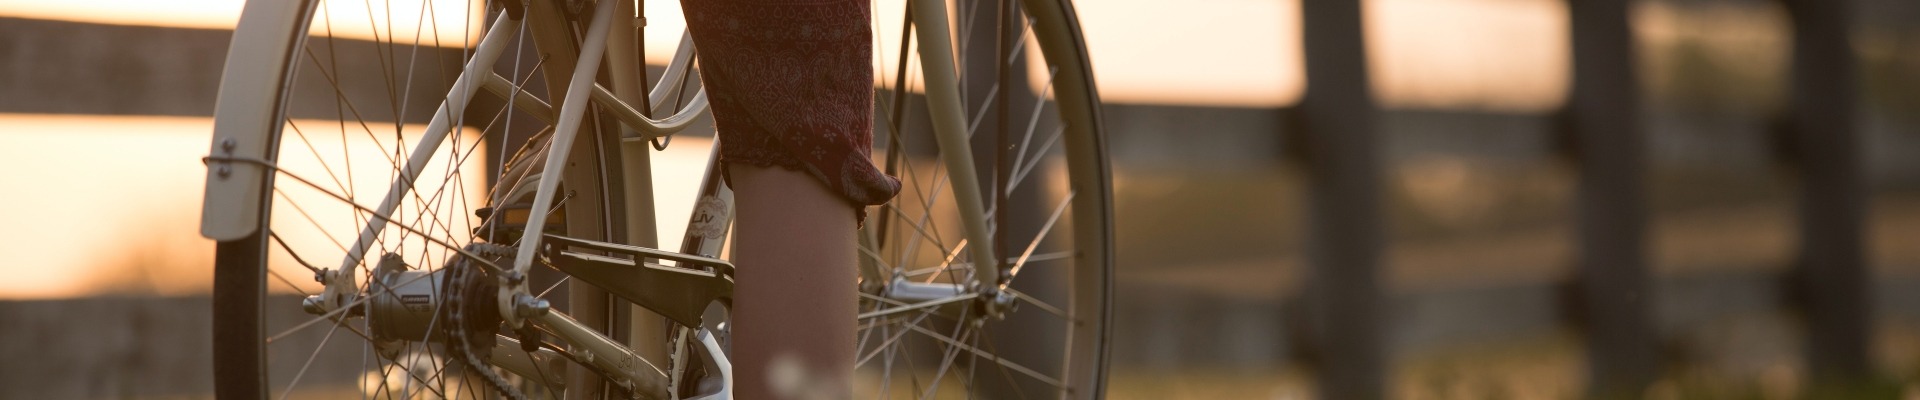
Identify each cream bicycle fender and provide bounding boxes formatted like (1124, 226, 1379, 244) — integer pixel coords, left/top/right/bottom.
(201, 0, 313, 241)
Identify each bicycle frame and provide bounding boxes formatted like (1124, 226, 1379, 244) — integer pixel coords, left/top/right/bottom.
(201, 0, 1001, 397)
(505, 0, 995, 395)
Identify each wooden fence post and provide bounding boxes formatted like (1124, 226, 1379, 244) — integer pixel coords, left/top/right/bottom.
(1782, 0, 1872, 385)
(1297, 0, 1385, 398)
(1565, 0, 1660, 396)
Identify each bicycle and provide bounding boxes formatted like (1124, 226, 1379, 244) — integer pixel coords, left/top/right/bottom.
(201, 0, 1110, 398)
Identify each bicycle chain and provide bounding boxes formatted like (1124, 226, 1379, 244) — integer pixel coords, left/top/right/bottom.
(443, 242, 529, 400)
(667, 324, 689, 397)
(446, 243, 706, 399)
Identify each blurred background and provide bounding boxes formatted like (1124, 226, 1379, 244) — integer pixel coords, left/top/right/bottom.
(2, 0, 1918, 398)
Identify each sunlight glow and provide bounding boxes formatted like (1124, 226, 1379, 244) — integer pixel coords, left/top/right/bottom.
(1072, 0, 1306, 107)
(0, 115, 226, 299)
(1365, 0, 1570, 112)
(0, 114, 710, 299)
(1, 0, 1581, 110)
(0, 0, 483, 45)
(0, 0, 248, 31)
(307, 0, 484, 45)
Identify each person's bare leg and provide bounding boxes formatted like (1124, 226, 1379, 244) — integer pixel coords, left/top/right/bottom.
(729, 164, 856, 399)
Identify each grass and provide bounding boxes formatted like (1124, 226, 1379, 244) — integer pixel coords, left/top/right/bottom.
(1105, 326, 1920, 400)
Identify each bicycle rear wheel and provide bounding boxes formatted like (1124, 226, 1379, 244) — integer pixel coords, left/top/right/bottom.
(205, 0, 640, 397)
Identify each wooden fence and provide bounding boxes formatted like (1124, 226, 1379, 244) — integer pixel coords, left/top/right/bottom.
(1282, 0, 1881, 397)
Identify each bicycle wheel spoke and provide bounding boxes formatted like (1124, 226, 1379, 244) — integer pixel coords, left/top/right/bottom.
(881, 204, 955, 265)
(902, 323, 1064, 391)
(1004, 67, 1058, 191)
(899, 323, 926, 398)
(278, 314, 347, 399)
(315, 1, 360, 206)
(916, 311, 975, 399)
(373, 346, 454, 399)
(395, 101, 509, 257)
(1005, 190, 1072, 282)
(534, 276, 568, 299)
(890, 148, 941, 268)
(974, 326, 1041, 400)
(270, 161, 507, 272)
(964, 329, 982, 398)
(954, 0, 984, 86)
(274, 188, 354, 255)
(877, 322, 899, 398)
(858, 293, 978, 321)
(299, 44, 402, 169)
(391, 0, 440, 133)
(920, 239, 969, 284)
(895, 164, 958, 274)
(267, 267, 313, 297)
(357, 0, 400, 130)
(966, 84, 999, 136)
(286, 120, 356, 196)
(1006, 124, 1063, 193)
(959, 17, 1036, 143)
(856, 307, 943, 368)
(1002, 287, 1070, 320)
(393, 73, 501, 254)
(898, 250, 1066, 279)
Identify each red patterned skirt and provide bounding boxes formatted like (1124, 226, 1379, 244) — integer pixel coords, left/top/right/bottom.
(681, 0, 902, 221)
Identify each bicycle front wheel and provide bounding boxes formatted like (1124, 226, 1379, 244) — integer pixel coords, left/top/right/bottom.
(851, 0, 1112, 398)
